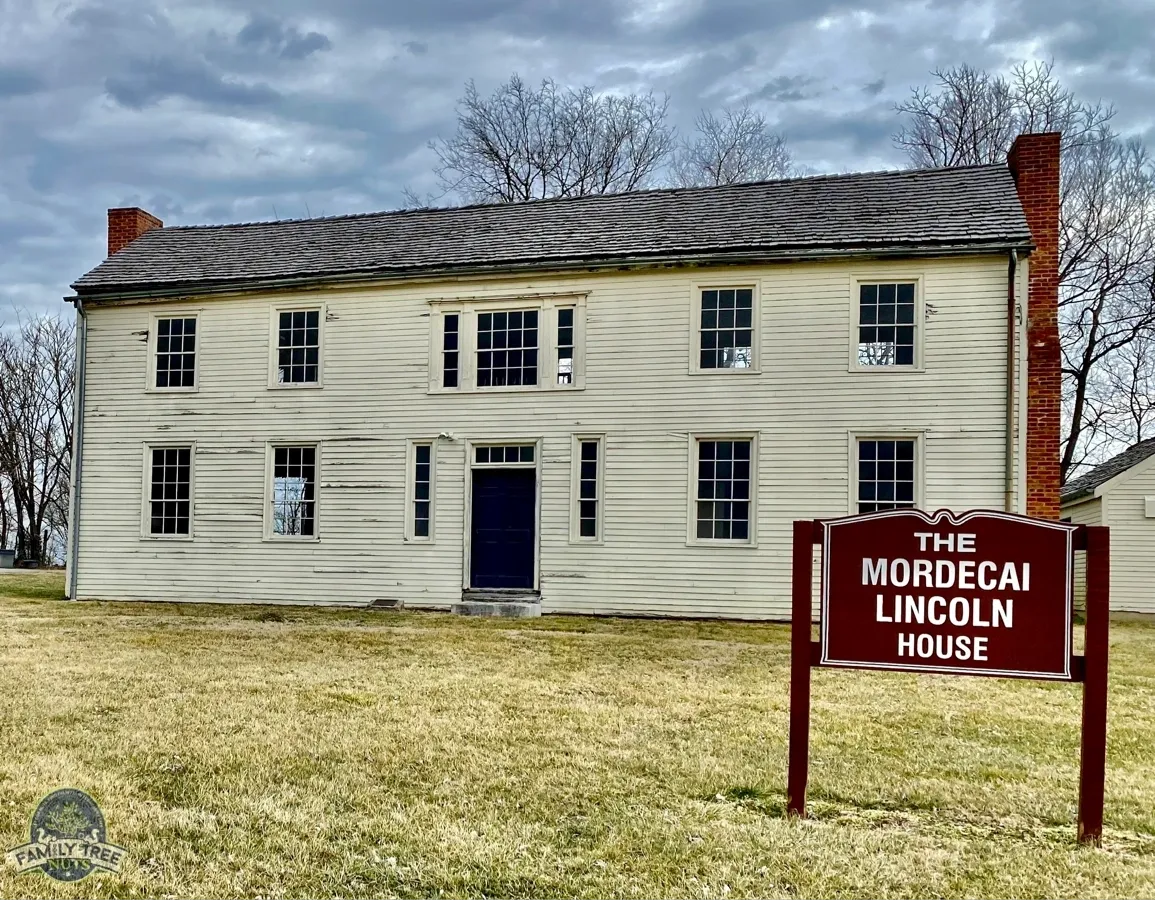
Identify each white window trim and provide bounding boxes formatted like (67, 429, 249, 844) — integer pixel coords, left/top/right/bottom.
(847, 430, 926, 515)
(404, 439, 437, 542)
(689, 281, 762, 375)
(268, 303, 325, 389)
(263, 441, 322, 541)
(145, 311, 200, 393)
(428, 294, 587, 393)
(140, 441, 196, 540)
(570, 434, 605, 544)
(686, 432, 759, 546)
(848, 274, 926, 373)
(462, 438, 543, 591)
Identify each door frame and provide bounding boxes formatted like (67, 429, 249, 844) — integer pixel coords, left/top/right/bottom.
(463, 438, 543, 591)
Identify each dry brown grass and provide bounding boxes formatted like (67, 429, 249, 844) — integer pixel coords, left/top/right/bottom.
(1, 571, 1153, 898)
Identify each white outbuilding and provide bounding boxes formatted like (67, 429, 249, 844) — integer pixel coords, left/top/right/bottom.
(1062, 438, 1155, 614)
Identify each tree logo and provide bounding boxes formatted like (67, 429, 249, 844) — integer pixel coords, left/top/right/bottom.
(5, 789, 126, 882)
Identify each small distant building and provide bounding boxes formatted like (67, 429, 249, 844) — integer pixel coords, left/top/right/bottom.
(1062, 438, 1155, 614)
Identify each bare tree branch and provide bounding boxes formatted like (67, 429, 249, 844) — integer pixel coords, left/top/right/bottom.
(429, 75, 674, 203)
(673, 106, 794, 187)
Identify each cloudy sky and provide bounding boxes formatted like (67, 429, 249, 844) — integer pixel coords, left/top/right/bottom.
(3, 0, 1153, 315)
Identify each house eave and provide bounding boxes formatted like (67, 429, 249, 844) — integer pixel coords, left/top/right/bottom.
(68, 240, 1033, 305)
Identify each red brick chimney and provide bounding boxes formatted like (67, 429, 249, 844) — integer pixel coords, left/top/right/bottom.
(107, 207, 162, 257)
(1008, 132, 1061, 519)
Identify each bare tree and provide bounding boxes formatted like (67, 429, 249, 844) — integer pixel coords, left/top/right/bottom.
(894, 61, 1113, 166)
(0, 315, 74, 564)
(425, 75, 674, 204)
(894, 62, 1155, 482)
(1058, 137, 1155, 476)
(674, 106, 794, 187)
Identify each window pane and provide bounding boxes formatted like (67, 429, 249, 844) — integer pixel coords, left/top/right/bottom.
(857, 439, 916, 513)
(150, 446, 192, 534)
(557, 306, 575, 385)
(155, 318, 197, 389)
(412, 444, 433, 537)
(696, 440, 752, 540)
(272, 446, 317, 535)
(479, 309, 539, 387)
(859, 283, 916, 367)
(278, 310, 321, 383)
(700, 289, 753, 369)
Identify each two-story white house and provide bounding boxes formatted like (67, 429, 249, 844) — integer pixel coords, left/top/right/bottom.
(64, 133, 1062, 618)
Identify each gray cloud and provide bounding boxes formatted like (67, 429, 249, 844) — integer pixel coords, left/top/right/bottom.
(237, 14, 333, 59)
(105, 57, 282, 109)
(0, 67, 43, 97)
(1, 0, 1152, 316)
(750, 75, 818, 104)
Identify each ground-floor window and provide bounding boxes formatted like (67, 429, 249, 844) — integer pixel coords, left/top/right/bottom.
(694, 437, 753, 542)
(856, 437, 916, 513)
(270, 445, 317, 537)
(572, 436, 604, 541)
(147, 446, 192, 536)
(408, 441, 434, 540)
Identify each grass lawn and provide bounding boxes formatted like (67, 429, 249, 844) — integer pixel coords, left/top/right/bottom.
(1, 573, 1154, 899)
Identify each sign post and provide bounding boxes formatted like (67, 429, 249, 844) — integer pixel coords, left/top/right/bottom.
(787, 509, 1109, 844)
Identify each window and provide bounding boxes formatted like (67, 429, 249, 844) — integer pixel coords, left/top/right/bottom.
(857, 439, 916, 513)
(154, 317, 196, 388)
(572, 436, 603, 540)
(474, 444, 535, 465)
(557, 307, 575, 384)
(442, 315, 459, 388)
(276, 309, 320, 384)
(431, 297, 585, 391)
(411, 443, 433, 539)
(477, 310, 538, 387)
(148, 446, 191, 536)
(699, 288, 754, 370)
(857, 282, 916, 367)
(695, 438, 752, 541)
(271, 446, 317, 536)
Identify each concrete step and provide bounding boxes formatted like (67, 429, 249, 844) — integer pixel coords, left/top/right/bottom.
(453, 591, 541, 617)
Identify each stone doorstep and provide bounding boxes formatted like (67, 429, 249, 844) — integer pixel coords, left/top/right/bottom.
(451, 601, 542, 618)
(453, 589, 542, 617)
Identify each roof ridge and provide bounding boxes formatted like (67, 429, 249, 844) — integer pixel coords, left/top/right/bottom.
(153, 163, 1013, 232)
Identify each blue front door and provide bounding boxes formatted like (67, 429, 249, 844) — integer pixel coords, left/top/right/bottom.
(470, 468, 536, 589)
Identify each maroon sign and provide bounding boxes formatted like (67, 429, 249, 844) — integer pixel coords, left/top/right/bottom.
(820, 509, 1075, 680)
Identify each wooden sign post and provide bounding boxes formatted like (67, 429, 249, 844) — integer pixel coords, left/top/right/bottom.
(788, 509, 1109, 844)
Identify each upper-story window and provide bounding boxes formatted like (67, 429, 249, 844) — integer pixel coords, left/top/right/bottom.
(442, 314, 460, 388)
(275, 308, 321, 385)
(693, 285, 758, 374)
(431, 296, 585, 391)
(152, 316, 197, 389)
(477, 310, 538, 387)
(856, 282, 917, 367)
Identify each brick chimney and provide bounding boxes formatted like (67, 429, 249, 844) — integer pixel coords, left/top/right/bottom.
(1008, 131, 1061, 519)
(107, 207, 162, 257)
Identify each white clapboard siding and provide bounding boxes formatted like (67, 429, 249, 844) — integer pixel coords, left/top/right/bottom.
(74, 256, 1020, 617)
(1063, 496, 1101, 611)
(1101, 466, 1155, 614)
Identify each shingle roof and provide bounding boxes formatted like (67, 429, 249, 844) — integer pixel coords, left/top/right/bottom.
(72, 164, 1031, 297)
(1061, 438, 1155, 503)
